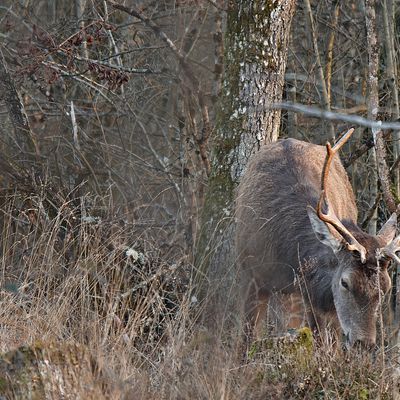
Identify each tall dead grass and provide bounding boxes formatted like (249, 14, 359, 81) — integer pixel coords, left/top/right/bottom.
(0, 192, 399, 399)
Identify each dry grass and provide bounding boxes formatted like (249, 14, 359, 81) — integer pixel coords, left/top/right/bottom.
(0, 193, 399, 399)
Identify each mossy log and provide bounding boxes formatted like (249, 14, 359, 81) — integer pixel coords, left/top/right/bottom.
(0, 342, 107, 399)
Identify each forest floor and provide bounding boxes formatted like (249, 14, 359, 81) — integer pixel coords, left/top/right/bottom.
(0, 197, 399, 399)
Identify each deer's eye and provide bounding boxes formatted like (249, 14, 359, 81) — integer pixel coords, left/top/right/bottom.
(341, 279, 349, 290)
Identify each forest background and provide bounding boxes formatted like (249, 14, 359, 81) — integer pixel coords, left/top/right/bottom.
(0, 0, 400, 398)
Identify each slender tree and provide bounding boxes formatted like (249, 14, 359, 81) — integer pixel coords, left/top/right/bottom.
(0, 50, 39, 161)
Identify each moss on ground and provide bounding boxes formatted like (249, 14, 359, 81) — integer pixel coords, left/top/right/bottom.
(0, 342, 109, 399)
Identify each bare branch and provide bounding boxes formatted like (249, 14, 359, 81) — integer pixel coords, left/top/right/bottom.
(325, 0, 340, 106)
(343, 130, 394, 168)
(204, 0, 228, 11)
(273, 102, 400, 130)
(0, 49, 40, 158)
(303, 0, 329, 107)
(107, 0, 211, 175)
(66, 53, 163, 74)
(43, 60, 116, 105)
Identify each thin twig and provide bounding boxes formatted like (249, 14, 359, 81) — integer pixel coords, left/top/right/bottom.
(107, 0, 211, 175)
(0, 48, 40, 158)
(43, 60, 116, 105)
(204, 0, 228, 11)
(362, 192, 382, 230)
(303, 0, 333, 139)
(325, 0, 340, 106)
(64, 52, 163, 74)
(70, 101, 80, 152)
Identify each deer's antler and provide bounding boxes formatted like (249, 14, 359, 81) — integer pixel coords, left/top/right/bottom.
(317, 128, 367, 263)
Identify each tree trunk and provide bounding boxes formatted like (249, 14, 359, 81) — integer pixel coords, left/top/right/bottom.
(365, 0, 380, 235)
(195, 0, 296, 301)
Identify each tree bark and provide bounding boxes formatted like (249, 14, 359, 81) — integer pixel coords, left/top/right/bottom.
(196, 0, 296, 291)
(382, 0, 400, 196)
(364, 0, 380, 235)
(365, 0, 396, 223)
(225, 1, 297, 180)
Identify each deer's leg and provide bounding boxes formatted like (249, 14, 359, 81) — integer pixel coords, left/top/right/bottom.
(306, 303, 325, 335)
(307, 308, 340, 347)
(285, 292, 306, 329)
(253, 290, 269, 340)
(244, 285, 269, 340)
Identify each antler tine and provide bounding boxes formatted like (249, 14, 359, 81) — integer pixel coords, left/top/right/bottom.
(381, 235, 400, 264)
(317, 128, 367, 263)
(320, 128, 354, 192)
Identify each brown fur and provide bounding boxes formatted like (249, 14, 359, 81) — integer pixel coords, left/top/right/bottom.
(236, 138, 395, 347)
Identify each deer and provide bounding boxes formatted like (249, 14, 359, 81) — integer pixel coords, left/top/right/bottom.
(235, 129, 400, 348)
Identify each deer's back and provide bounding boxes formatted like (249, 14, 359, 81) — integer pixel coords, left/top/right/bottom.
(235, 138, 357, 293)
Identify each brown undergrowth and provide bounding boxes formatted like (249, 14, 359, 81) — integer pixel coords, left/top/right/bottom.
(0, 193, 399, 399)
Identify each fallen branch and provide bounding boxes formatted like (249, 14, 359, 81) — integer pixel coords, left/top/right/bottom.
(273, 102, 400, 130)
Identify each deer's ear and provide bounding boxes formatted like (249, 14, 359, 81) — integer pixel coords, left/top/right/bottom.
(377, 213, 397, 246)
(307, 206, 342, 253)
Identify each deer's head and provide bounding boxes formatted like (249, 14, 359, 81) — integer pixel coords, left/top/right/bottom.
(307, 129, 400, 348)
